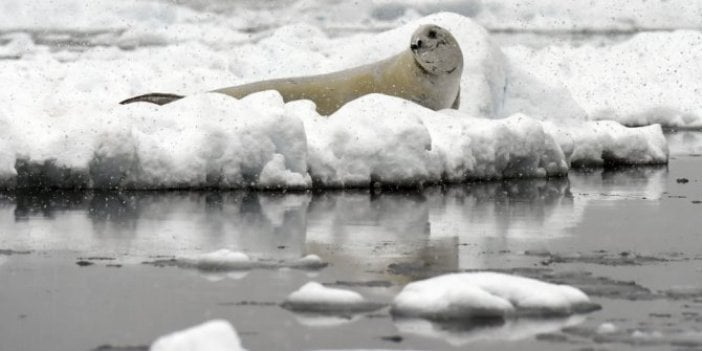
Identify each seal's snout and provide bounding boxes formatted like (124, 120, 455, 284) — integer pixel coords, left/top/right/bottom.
(410, 40, 422, 51)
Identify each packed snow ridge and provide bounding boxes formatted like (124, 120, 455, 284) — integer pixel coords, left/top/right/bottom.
(391, 272, 601, 319)
(0, 12, 670, 189)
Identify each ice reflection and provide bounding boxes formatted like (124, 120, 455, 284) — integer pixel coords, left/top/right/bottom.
(666, 131, 702, 156)
(0, 165, 667, 271)
(394, 315, 585, 346)
(569, 166, 667, 201)
(0, 191, 309, 261)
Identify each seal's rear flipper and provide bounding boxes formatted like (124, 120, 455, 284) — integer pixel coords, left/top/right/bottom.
(119, 93, 184, 105)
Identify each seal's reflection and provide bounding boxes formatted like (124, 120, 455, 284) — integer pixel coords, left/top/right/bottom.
(305, 178, 575, 282)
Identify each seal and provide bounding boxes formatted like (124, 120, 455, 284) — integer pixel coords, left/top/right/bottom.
(120, 24, 463, 115)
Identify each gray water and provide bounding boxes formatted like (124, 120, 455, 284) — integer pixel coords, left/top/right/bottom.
(1, 133, 701, 351)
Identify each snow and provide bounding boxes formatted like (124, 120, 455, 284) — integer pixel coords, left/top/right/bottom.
(391, 272, 599, 319)
(179, 249, 326, 271)
(597, 323, 618, 334)
(0, 6, 679, 189)
(395, 315, 585, 346)
(282, 282, 385, 314)
(473, 0, 702, 32)
(294, 254, 324, 266)
(15, 0, 695, 34)
(184, 249, 252, 270)
(504, 31, 702, 129)
(150, 319, 245, 351)
(283, 282, 367, 310)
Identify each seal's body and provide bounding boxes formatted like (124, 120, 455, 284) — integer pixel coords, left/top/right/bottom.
(121, 24, 463, 115)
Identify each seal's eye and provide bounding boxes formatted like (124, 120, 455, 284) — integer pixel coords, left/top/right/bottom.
(428, 30, 436, 39)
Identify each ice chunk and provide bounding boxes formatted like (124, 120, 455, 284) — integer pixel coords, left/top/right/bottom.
(392, 272, 600, 319)
(150, 319, 245, 351)
(183, 249, 252, 271)
(282, 282, 384, 313)
(170, 250, 327, 272)
(544, 121, 669, 167)
(597, 322, 618, 335)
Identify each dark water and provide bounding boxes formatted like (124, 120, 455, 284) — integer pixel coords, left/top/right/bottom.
(1, 133, 701, 351)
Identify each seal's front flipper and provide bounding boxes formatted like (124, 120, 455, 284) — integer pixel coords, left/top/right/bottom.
(119, 93, 184, 106)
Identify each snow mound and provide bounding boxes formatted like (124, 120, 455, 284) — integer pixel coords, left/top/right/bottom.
(150, 319, 245, 351)
(282, 282, 384, 313)
(391, 272, 600, 320)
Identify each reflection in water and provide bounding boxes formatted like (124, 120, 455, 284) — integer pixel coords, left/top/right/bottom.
(569, 166, 667, 201)
(292, 313, 362, 328)
(394, 315, 585, 346)
(666, 131, 702, 156)
(0, 166, 667, 273)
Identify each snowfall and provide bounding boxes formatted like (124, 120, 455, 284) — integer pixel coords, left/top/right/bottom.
(3, 0, 699, 189)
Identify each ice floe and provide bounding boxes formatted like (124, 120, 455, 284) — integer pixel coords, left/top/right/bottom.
(154, 249, 327, 271)
(282, 282, 384, 313)
(150, 319, 245, 351)
(0, 11, 676, 189)
(391, 272, 600, 319)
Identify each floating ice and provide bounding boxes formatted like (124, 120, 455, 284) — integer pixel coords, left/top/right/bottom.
(171, 249, 327, 271)
(184, 249, 252, 271)
(391, 272, 600, 319)
(282, 282, 383, 313)
(597, 322, 618, 335)
(395, 315, 585, 346)
(150, 319, 245, 351)
(0, 11, 673, 189)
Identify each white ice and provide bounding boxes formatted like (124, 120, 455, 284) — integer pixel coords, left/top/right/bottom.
(180, 248, 326, 271)
(285, 282, 366, 307)
(184, 249, 252, 269)
(150, 319, 245, 351)
(0, 8, 675, 189)
(392, 272, 597, 319)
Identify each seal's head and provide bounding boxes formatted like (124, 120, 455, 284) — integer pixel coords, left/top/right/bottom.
(410, 24, 463, 75)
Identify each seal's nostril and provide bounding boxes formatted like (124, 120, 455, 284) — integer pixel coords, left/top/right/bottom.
(410, 43, 418, 50)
